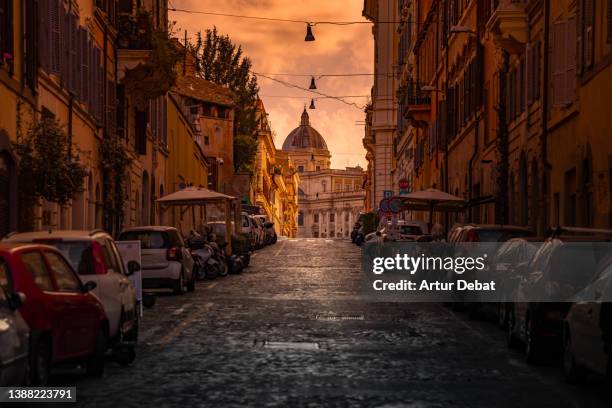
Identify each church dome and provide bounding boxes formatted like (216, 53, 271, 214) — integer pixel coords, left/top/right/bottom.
(282, 109, 328, 151)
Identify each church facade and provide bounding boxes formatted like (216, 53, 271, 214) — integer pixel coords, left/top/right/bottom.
(282, 109, 365, 238)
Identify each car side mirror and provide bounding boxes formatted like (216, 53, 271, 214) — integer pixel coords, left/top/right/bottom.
(82, 281, 97, 293)
(126, 260, 140, 276)
(8, 292, 26, 310)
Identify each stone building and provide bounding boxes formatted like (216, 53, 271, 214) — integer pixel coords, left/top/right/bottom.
(282, 109, 365, 238)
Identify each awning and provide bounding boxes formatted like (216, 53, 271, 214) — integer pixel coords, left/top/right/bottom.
(156, 187, 235, 205)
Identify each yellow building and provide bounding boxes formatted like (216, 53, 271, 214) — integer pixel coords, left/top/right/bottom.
(0, 0, 36, 236)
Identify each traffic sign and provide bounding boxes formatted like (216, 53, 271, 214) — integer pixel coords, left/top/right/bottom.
(398, 178, 409, 190)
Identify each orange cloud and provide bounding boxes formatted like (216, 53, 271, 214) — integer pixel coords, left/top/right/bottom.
(170, 0, 372, 168)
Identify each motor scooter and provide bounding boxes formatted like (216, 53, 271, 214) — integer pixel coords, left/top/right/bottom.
(185, 231, 222, 279)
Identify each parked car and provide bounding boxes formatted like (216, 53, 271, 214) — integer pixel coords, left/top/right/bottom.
(0, 243, 108, 385)
(508, 227, 612, 363)
(470, 237, 544, 329)
(4, 230, 139, 364)
(0, 258, 29, 386)
(118, 226, 195, 294)
(563, 253, 612, 382)
(241, 212, 258, 250)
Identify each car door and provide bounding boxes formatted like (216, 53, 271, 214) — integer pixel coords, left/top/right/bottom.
(171, 231, 194, 280)
(17, 250, 65, 360)
(99, 237, 132, 337)
(42, 250, 96, 359)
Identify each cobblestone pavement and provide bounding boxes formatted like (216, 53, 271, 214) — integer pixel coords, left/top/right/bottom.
(51, 238, 610, 407)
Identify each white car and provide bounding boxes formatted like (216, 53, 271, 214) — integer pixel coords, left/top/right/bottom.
(118, 226, 195, 294)
(4, 230, 139, 363)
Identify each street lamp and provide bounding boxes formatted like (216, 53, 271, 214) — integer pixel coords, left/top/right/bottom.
(305, 24, 315, 41)
(450, 25, 477, 36)
(309, 76, 317, 89)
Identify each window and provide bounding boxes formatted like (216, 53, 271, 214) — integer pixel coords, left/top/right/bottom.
(314, 214, 319, 223)
(552, 17, 577, 106)
(0, 0, 14, 69)
(330, 213, 335, 223)
(608, 0, 612, 43)
(45, 251, 81, 292)
(42, 241, 94, 275)
(119, 231, 171, 249)
(298, 165, 304, 173)
(20, 252, 54, 291)
(316, 165, 321, 171)
(298, 212, 304, 226)
(101, 239, 122, 274)
(204, 136, 210, 145)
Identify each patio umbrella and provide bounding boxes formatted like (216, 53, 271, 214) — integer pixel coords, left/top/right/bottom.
(399, 188, 466, 224)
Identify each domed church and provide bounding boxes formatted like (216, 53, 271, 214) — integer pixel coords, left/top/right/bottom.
(281, 109, 365, 238)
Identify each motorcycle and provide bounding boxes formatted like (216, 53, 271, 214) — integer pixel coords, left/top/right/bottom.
(263, 221, 277, 245)
(185, 231, 223, 280)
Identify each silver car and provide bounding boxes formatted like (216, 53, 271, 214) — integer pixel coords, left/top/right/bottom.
(0, 260, 29, 386)
(118, 227, 195, 294)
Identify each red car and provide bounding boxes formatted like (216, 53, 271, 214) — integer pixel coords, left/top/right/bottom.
(0, 243, 108, 385)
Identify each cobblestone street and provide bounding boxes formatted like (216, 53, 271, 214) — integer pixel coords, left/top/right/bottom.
(56, 239, 610, 407)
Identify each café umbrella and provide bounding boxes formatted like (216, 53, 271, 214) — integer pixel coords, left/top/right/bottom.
(399, 188, 466, 224)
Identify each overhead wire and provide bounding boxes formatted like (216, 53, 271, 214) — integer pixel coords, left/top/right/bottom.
(168, 8, 420, 25)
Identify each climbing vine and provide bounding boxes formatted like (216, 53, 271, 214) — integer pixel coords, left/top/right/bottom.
(100, 135, 133, 234)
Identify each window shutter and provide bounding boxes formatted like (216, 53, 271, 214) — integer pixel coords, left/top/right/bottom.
(584, 0, 594, 68)
(107, 79, 116, 136)
(38, 0, 49, 71)
(526, 44, 533, 104)
(97, 50, 104, 122)
(552, 21, 566, 107)
(566, 16, 577, 103)
(70, 13, 78, 95)
(608, 0, 612, 43)
(135, 109, 148, 155)
(50, 0, 60, 73)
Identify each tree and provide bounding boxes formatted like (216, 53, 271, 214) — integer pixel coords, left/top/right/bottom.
(12, 118, 88, 230)
(191, 27, 260, 171)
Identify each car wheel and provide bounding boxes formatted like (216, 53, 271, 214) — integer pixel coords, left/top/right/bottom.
(30, 336, 51, 386)
(563, 329, 586, 383)
(86, 327, 107, 377)
(497, 303, 508, 329)
(507, 306, 518, 348)
(525, 317, 540, 364)
(173, 270, 186, 294)
(187, 269, 196, 292)
(218, 260, 228, 277)
(114, 346, 136, 366)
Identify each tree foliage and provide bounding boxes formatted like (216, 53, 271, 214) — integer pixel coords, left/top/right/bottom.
(12, 118, 88, 230)
(191, 27, 260, 171)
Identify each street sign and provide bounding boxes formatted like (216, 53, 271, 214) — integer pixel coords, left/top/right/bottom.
(398, 178, 409, 190)
(388, 197, 404, 213)
(383, 190, 394, 198)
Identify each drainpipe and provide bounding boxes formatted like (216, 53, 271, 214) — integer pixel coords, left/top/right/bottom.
(539, 0, 551, 233)
(468, 116, 480, 222)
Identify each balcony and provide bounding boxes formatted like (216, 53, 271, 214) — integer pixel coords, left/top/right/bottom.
(399, 81, 432, 129)
(485, 0, 528, 54)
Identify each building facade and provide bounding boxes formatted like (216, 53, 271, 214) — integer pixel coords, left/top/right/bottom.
(371, 0, 612, 232)
(283, 109, 365, 238)
(363, 0, 399, 211)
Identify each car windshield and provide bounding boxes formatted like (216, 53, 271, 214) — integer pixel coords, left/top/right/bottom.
(35, 240, 94, 275)
(119, 231, 171, 249)
(399, 225, 422, 235)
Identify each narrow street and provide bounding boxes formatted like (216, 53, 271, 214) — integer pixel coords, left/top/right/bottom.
(59, 239, 609, 407)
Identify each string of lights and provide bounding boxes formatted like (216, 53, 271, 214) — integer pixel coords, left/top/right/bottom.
(254, 72, 394, 78)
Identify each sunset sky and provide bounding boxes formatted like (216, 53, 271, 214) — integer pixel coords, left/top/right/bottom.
(169, 0, 373, 168)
